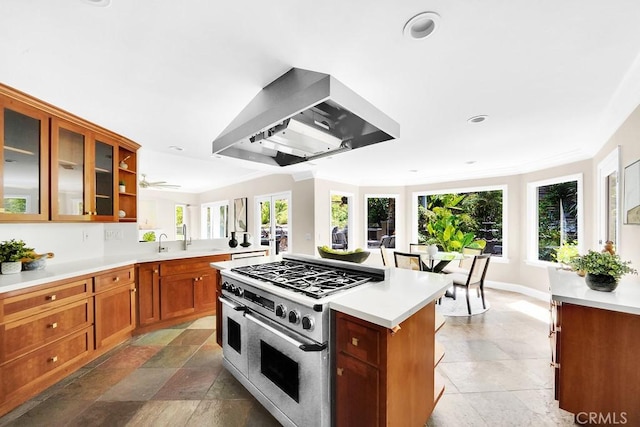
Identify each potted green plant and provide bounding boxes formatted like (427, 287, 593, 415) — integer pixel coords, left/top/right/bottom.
(570, 250, 637, 292)
(0, 239, 34, 274)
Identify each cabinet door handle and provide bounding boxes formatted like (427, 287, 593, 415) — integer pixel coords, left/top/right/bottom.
(337, 367, 344, 376)
(550, 362, 560, 368)
(49, 322, 58, 329)
(113, 276, 120, 282)
(50, 356, 58, 363)
(131, 288, 136, 293)
(351, 337, 359, 347)
(153, 269, 158, 274)
(47, 294, 57, 301)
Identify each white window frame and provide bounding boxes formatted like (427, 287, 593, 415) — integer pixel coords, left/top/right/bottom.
(597, 147, 620, 249)
(526, 173, 583, 266)
(330, 191, 355, 250)
(364, 193, 399, 249)
(175, 203, 186, 240)
(411, 185, 508, 262)
(200, 200, 229, 239)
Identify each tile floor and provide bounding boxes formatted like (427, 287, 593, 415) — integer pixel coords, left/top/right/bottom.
(0, 289, 574, 426)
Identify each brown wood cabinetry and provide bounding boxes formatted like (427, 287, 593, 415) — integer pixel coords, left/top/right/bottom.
(0, 94, 49, 221)
(0, 276, 94, 416)
(94, 267, 136, 351)
(135, 255, 231, 334)
(334, 301, 440, 426)
(136, 263, 160, 326)
(0, 83, 139, 223)
(0, 265, 137, 417)
(553, 302, 640, 424)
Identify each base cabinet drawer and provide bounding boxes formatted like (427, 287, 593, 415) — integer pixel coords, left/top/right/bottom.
(2, 279, 91, 322)
(1, 299, 92, 364)
(2, 327, 93, 397)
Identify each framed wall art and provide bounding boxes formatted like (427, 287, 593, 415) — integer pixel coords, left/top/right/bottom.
(233, 197, 248, 232)
(624, 159, 640, 224)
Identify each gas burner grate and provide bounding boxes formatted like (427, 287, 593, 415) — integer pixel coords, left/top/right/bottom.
(231, 260, 377, 299)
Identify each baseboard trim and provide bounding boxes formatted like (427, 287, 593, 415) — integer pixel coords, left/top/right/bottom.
(484, 280, 550, 302)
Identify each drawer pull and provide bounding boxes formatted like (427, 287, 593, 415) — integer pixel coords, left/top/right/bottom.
(50, 356, 58, 363)
(351, 337, 359, 347)
(131, 288, 136, 293)
(550, 362, 560, 368)
(49, 322, 58, 329)
(47, 294, 57, 301)
(113, 276, 120, 282)
(154, 269, 159, 274)
(337, 367, 344, 376)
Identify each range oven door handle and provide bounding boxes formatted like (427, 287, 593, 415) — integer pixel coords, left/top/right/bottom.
(245, 311, 327, 352)
(218, 295, 248, 312)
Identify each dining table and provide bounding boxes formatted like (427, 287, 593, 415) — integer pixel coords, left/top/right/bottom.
(415, 251, 466, 273)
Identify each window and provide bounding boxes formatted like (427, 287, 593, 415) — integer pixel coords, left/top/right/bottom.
(598, 148, 619, 247)
(330, 193, 352, 250)
(175, 204, 185, 239)
(527, 174, 582, 263)
(365, 195, 397, 249)
(414, 187, 505, 256)
(201, 201, 229, 239)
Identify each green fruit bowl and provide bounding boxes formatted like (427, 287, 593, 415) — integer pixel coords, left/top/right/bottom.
(317, 246, 371, 264)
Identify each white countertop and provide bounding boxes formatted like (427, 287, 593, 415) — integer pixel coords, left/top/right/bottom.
(0, 247, 266, 294)
(212, 255, 452, 329)
(329, 267, 452, 328)
(549, 267, 640, 315)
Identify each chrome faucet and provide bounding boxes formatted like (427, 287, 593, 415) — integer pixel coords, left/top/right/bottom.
(182, 224, 191, 250)
(158, 233, 168, 253)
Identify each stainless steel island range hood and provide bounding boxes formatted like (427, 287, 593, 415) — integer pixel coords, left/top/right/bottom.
(212, 68, 400, 166)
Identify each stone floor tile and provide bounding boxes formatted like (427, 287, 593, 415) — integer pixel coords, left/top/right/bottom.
(142, 345, 200, 369)
(168, 329, 215, 346)
(244, 400, 283, 427)
(125, 400, 200, 426)
(98, 368, 178, 401)
(186, 400, 253, 427)
(96, 345, 162, 370)
(464, 390, 557, 426)
(53, 368, 134, 400)
(182, 344, 224, 369)
(512, 389, 576, 426)
(427, 393, 488, 426)
(153, 368, 220, 400)
(187, 315, 216, 329)
(70, 400, 146, 426)
(205, 369, 254, 400)
(2, 398, 91, 427)
(132, 329, 184, 346)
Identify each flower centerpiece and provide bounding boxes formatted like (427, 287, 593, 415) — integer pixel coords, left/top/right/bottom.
(570, 250, 637, 292)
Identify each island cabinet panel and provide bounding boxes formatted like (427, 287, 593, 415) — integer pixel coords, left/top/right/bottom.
(555, 302, 640, 424)
(334, 301, 437, 426)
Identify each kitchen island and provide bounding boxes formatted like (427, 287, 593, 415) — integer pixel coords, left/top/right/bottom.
(549, 268, 640, 425)
(212, 255, 452, 426)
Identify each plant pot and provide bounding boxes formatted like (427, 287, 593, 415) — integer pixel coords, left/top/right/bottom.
(119, 185, 126, 193)
(585, 273, 619, 292)
(1, 261, 22, 274)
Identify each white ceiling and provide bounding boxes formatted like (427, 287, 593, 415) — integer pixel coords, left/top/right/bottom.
(3, 1, 640, 193)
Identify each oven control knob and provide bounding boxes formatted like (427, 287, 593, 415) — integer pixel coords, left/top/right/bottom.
(288, 310, 300, 325)
(275, 304, 287, 318)
(228, 284, 236, 294)
(301, 316, 314, 331)
(234, 286, 243, 297)
(222, 281, 230, 291)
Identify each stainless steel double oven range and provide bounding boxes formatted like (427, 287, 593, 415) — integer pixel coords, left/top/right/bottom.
(218, 254, 385, 427)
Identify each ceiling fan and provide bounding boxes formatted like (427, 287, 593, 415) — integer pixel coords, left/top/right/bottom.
(139, 174, 181, 189)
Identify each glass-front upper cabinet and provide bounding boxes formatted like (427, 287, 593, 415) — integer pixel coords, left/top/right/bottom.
(0, 97, 49, 221)
(51, 119, 117, 221)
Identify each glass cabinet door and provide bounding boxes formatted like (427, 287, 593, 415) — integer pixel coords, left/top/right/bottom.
(94, 137, 116, 219)
(0, 99, 49, 221)
(51, 119, 89, 220)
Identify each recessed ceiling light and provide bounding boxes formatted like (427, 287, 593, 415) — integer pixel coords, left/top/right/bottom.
(81, 0, 111, 7)
(403, 12, 440, 41)
(168, 145, 184, 151)
(468, 115, 488, 124)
